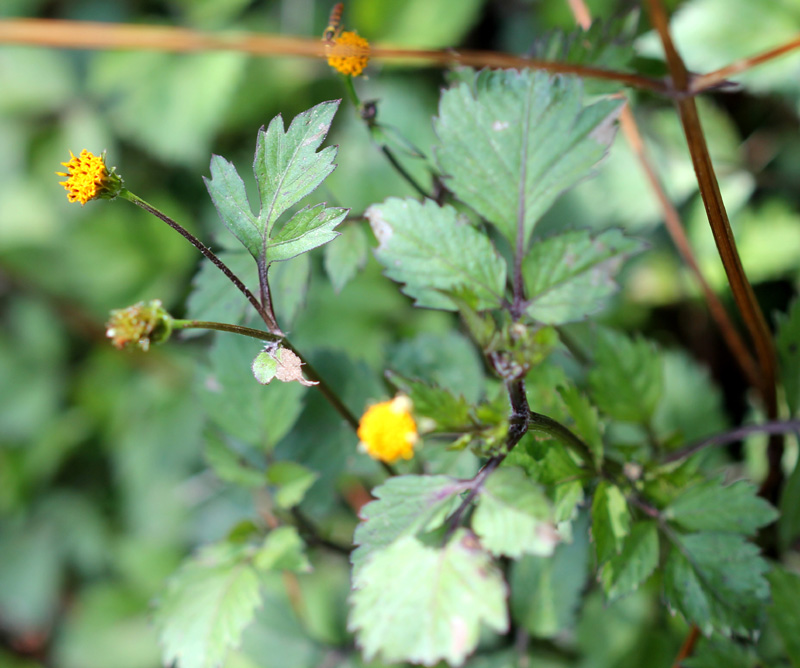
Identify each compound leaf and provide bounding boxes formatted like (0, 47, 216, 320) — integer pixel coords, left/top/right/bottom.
(349, 531, 508, 666)
(434, 69, 621, 251)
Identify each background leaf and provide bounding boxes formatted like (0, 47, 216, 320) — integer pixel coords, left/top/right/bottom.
(591, 481, 631, 565)
(323, 223, 369, 293)
(776, 298, 800, 416)
(599, 521, 658, 602)
(767, 568, 800, 667)
(349, 531, 508, 666)
(588, 329, 662, 424)
(155, 546, 262, 668)
(663, 532, 770, 636)
(367, 197, 507, 311)
(434, 69, 622, 250)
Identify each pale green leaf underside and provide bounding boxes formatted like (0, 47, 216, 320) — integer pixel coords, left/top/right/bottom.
(523, 229, 644, 324)
(367, 197, 507, 311)
(155, 550, 262, 668)
(434, 69, 622, 250)
(349, 531, 508, 666)
(664, 478, 778, 534)
(663, 532, 770, 637)
(472, 467, 557, 558)
(352, 474, 467, 574)
(600, 521, 658, 602)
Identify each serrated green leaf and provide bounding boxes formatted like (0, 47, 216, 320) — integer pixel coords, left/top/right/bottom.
(599, 521, 658, 602)
(557, 384, 603, 464)
(510, 513, 589, 638)
(352, 475, 466, 573)
(205, 101, 343, 267)
(588, 328, 662, 424)
(387, 373, 473, 432)
(776, 298, 800, 416)
(473, 467, 557, 558)
(266, 203, 347, 264)
(367, 197, 507, 311)
(522, 229, 643, 324)
(155, 547, 262, 668)
(554, 480, 585, 525)
(323, 223, 369, 293)
(591, 481, 630, 564)
(663, 532, 770, 637)
(254, 100, 340, 237)
(349, 531, 508, 666)
(664, 478, 778, 534)
(253, 527, 311, 573)
(434, 69, 622, 251)
(205, 155, 262, 259)
(204, 433, 266, 488)
(266, 461, 319, 510)
(767, 568, 800, 667)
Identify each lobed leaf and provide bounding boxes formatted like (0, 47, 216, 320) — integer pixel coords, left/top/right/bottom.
(367, 197, 507, 311)
(265, 203, 347, 264)
(434, 69, 622, 251)
(522, 229, 644, 325)
(663, 532, 770, 637)
(349, 531, 508, 666)
(472, 467, 558, 558)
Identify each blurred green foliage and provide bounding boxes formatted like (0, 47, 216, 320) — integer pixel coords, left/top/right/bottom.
(3, 0, 800, 666)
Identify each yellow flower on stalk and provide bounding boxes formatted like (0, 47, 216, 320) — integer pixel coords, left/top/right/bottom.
(326, 31, 370, 76)
(57, 149, 122, 205)
(106, 300, 172, 352)
(358, 396, 418, 464)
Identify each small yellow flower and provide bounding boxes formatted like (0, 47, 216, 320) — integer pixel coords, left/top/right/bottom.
(106, 300, 172, 351)
(358, 396, 418, 464)
(57, 149, 121, 205)
(326, 31, 370, 77)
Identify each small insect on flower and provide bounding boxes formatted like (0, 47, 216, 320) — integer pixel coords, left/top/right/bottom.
(322, 2, 370, 77)
(357, 396, 418, 464)
(322, 2, 344, 42)
(57, 149, 122, 205)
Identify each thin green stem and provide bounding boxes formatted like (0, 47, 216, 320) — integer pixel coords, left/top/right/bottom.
(119, 189, 278, 331)
(172, 319, 282, 343)
(340, 75, 431, 199)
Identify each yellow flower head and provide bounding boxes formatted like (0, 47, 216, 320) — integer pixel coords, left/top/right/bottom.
(57, 149, 122, 205)
(326, 31, 370, 77)
(106, 300, 172, 352)
(358, 396, 418, 464)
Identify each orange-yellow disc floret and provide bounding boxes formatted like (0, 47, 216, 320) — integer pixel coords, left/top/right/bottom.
(57, 150, 110, 205)
(358, 396, 418, 464)
(327, 31, 370, 77)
